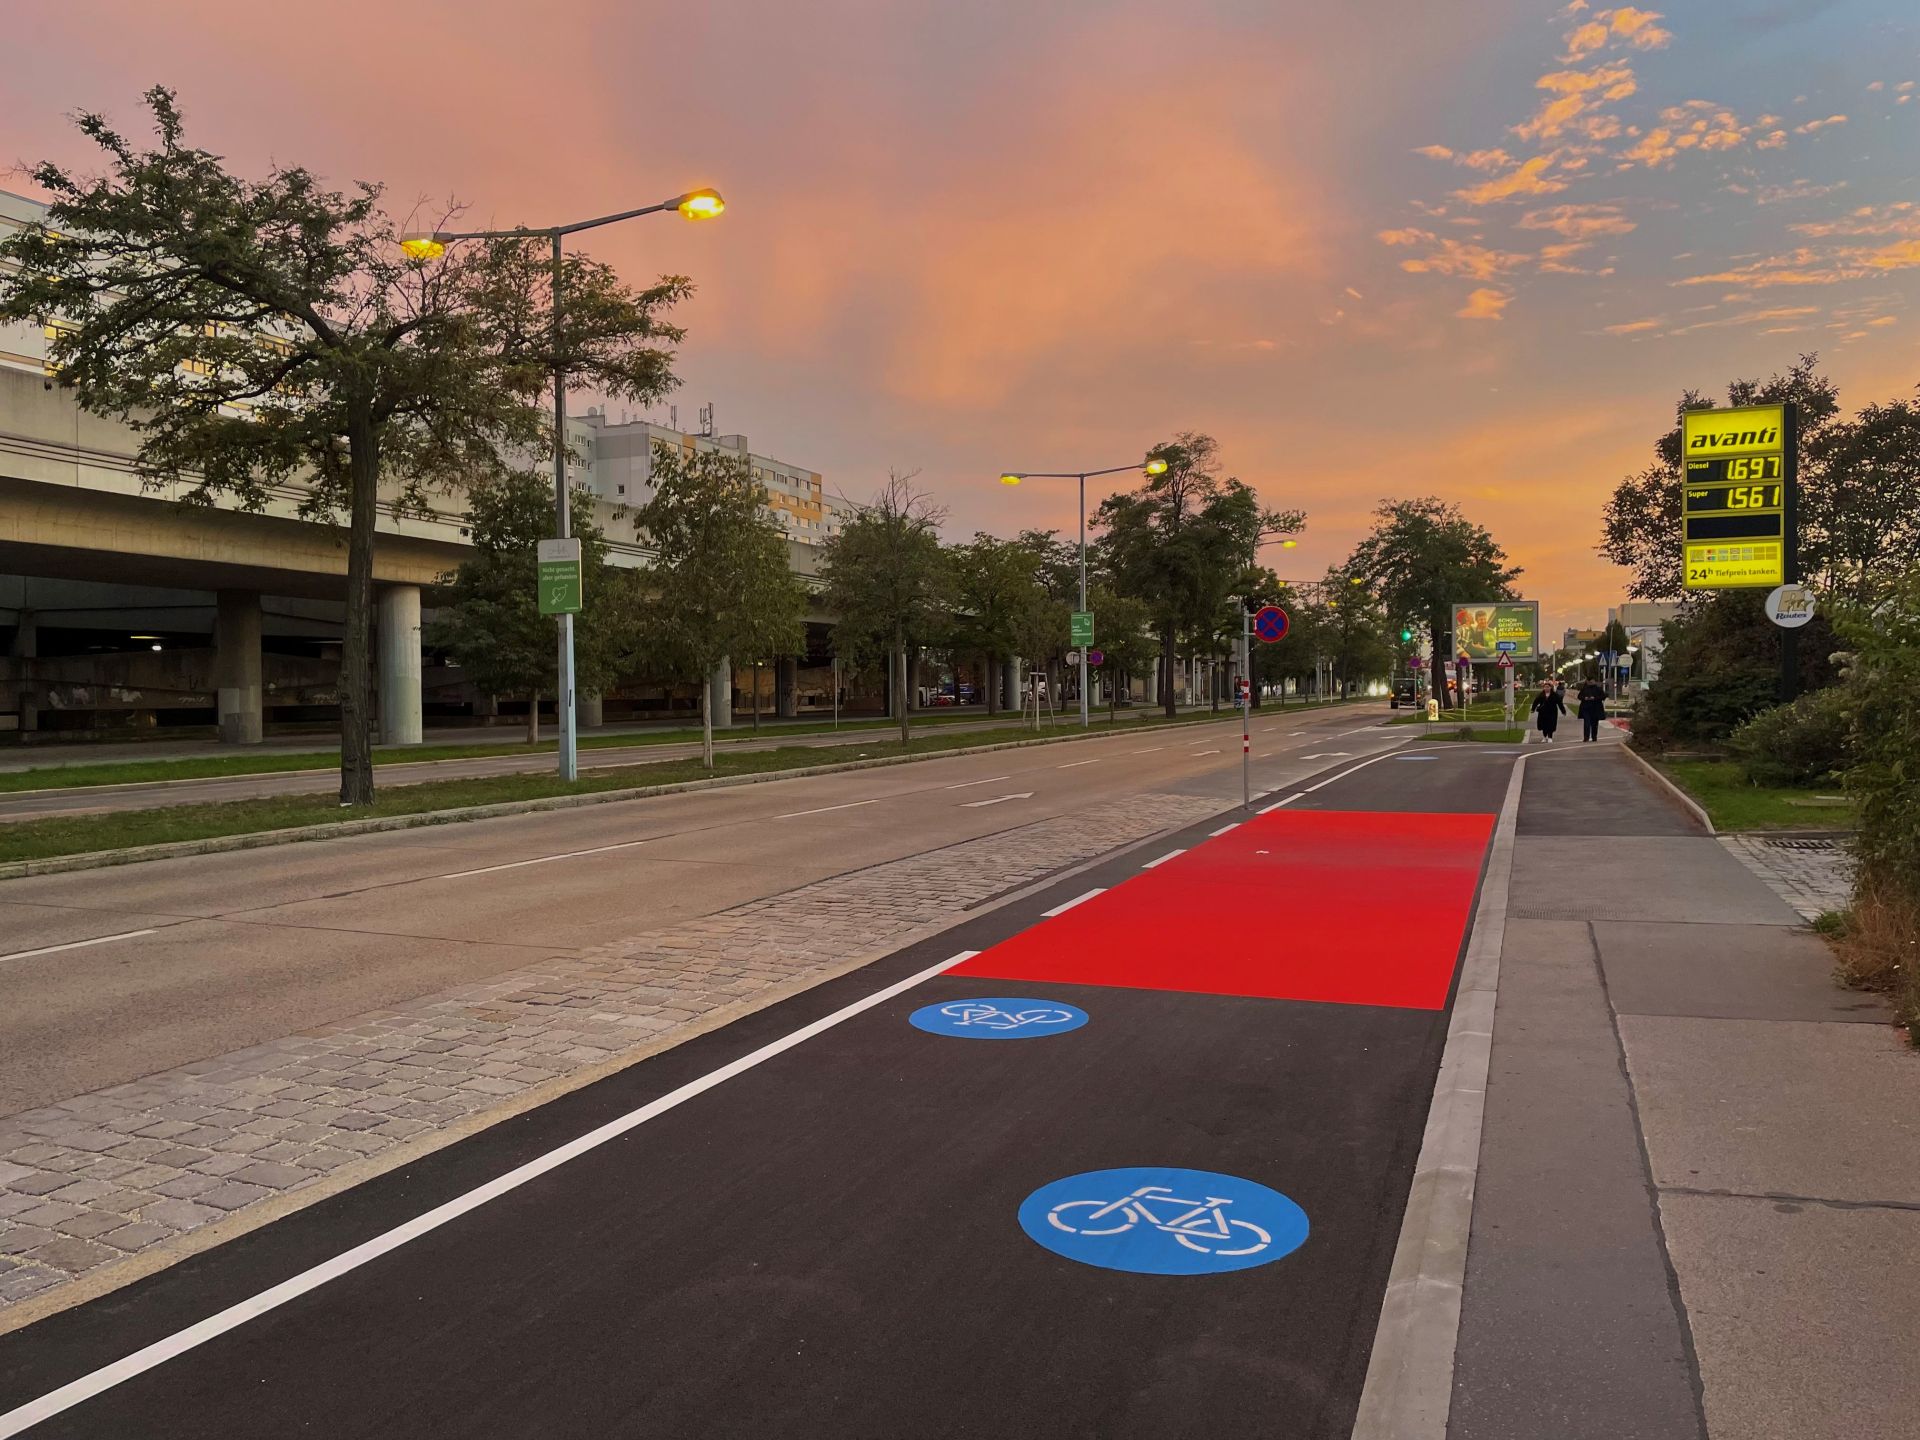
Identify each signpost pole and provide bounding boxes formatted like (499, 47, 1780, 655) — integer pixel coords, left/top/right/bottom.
(1241, 602, 1252, 810)
(1780, 402, 1800, 702)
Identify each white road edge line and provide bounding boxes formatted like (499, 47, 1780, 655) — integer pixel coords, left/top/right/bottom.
(942, 776, 1009, 791)
(1257, 793, 1305, 814)
(1349, 752, 1527, 1440)
(0, 948, 981, 1439)
(0, 929, 160, 965)
(1141, 849, 1185, 869)
(1208, 823, 1240, 837)
(1040, 888, 1105, 917)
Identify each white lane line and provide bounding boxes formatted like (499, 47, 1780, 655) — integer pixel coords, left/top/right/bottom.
(0, 949, 980, 1438)
(943, 775, 1010, 790)
(1209, 823, 1240, 837)
(1190, 748, 1222, 756)
(1258, 792, 1306, 814)
(1142, 849, 1186, 869)
(1055, 759, 1099, 769)
(1041, 888, 1106, 917)
(772, 798, 883, 820)
(1129, 747, 1163, 755)
(433, 841, 646, 882)
(1303, 749, 1411, 793)
(0, 928, 160, 965)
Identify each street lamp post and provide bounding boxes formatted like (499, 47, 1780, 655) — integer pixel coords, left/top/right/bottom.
(402, 188, 724, 781)
(998, 457, 1167, 728)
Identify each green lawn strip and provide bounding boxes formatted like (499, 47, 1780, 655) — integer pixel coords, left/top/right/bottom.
(0, 704, 1353, 865)
(1652, 757, 1855, 832)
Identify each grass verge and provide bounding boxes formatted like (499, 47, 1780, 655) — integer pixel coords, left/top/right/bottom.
(1826, 886, 1920, 1044)
(1652, 758, 1856, 832)
(1386, 702, 1510, 726)
(0, 704, 1351, 866)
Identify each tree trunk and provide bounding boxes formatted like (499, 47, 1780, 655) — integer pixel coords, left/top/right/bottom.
(894, 636, 910, 745)
(1160, 624, 1176, 719)
(1431, 617, 1451, 710)
(527, 693, 540, 745)
(700, 676, 714, 768)
(337, 409, 380, 806)
(751, 661, 761, 732)
(985, 653, 998, 716)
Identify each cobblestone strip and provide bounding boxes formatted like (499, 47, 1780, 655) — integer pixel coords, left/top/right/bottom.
(0, 792, 1219, 1311)
(1720, 834, 1855, 922)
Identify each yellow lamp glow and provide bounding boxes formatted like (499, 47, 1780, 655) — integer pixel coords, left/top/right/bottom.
(1281, 539, 1298, 548)
(400, 235, 446, 261)
(999, 474, 1023, 486)
(677, 189, 726, 220)
(1144, 458, 1168, 475)
(1349, 576, 1364, 585)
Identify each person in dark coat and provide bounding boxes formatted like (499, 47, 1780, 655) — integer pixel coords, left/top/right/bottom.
(1529, 679, 1565, 743)
(1577, 678, 1608, 742)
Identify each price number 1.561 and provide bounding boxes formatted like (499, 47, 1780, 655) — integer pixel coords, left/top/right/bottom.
(1725, 484, 1783, 510)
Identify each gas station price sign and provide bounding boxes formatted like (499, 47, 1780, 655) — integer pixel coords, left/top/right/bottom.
(1682, 403, 1794, 590)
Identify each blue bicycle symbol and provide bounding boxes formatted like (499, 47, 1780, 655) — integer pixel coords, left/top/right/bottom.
(909, 997, 1088, 1040)
(1020, 1167, 1309, 1274)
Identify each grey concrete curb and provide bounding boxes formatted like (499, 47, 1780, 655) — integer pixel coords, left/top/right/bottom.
(1618, 741, 1716, 834)
(0, 715, 1263, 882)
(1350, 750, 1529, 1438)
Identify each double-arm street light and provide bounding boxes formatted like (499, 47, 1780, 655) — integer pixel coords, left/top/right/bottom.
(997, 457, 1167, 728)
(402, 188, 725, 781)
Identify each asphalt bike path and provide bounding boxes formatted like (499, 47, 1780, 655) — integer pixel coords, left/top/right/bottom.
(0, 744, 1514, 1438)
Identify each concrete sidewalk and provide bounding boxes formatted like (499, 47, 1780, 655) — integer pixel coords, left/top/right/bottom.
(1450, 744, 1918, 1440)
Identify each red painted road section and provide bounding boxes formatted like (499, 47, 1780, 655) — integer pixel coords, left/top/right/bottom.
(952, 809, 1494, 1010)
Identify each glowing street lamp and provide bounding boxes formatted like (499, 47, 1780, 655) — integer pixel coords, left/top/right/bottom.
(400, 187, 723, 783)
(994, 454, 1171, 728)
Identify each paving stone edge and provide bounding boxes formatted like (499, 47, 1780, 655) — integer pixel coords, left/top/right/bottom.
(0, 798, 1226, 1336)
(0, 719, 1252, 882)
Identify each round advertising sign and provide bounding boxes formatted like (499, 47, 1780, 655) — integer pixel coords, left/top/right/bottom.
(1764, 584, 1816, 629)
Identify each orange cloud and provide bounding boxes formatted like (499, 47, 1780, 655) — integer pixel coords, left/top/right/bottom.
(1518, 203, 1637, 238)
(1457, 287, 1511, 319)
(1377, 227, 1434, 245)
(1453, 155, 1568, 204)
(1608, 7, 1672, 48)
(1603, 317, 1663, 333)
(1414, 144, 1455, 160)
(1398, 237, 1530, 279)
(1796, 114, 1848, 133)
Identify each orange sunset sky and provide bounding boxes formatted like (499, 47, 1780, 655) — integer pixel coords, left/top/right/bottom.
(6, 0, 1917, 638)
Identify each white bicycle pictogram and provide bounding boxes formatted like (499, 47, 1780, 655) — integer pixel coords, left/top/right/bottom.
(1047, 1185, 1273, 1256)
(937, 1002, 1079, 1032)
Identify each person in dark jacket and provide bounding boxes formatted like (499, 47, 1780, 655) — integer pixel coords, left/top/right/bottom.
(1577, 678, 1608, 742)
(1530, 679, 1565, 743)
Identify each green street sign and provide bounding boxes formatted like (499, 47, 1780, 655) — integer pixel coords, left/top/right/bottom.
(1070, 610, 1094, 646)
(537, 538, 583, 616)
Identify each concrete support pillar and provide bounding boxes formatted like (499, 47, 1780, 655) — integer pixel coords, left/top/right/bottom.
(1002, 655, 1020, 712)
(576, 693, 603, 729)
(376, 584, 423, 746)
(8, 607, 36, 734)
(776, 656, 799, 719)
(213, 589, 264, 745)
(709, 655, 733, 730)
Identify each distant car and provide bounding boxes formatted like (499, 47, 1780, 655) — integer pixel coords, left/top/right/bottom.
(1391, 678, 1418, 709)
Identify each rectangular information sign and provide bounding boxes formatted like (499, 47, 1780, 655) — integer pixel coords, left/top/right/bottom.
(1069, 610, 1094, 646)
(1450, 601, 1540, 662)
(537, 537, 583, 616)
(1682, 404, 1792, 591)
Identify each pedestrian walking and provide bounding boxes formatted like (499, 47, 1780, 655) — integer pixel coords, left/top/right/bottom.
(1530, 678, 1565, 743)
(1577, 677, 1607, 742)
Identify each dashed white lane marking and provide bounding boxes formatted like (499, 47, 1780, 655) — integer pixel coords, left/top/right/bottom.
(1142, 849, 1186, 869)
(422, 841, 652, 882)
(1055, 759, 1099, 769)
(943, 775, 1010, 790)
(1258, 792, 1306, 814)
(772, 798, 884, 820)
(1209, 823, 1240, 837)
(0, 950, 981, 1438)
(1041, 888, 1106, 917)
(1129, 747, 1163, 755)
(0, 929, 160, 965)
(1190, 749, 1222, 756)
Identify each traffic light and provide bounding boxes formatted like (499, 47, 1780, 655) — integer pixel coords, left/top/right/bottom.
(1400, 627, 1413, 643)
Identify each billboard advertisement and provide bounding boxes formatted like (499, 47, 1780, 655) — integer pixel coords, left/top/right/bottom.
(1451, 601, 1540, 662)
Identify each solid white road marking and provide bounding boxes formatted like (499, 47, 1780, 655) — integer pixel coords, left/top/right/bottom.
(1142, 849, 1186, 869)
(772, 798, 883, 820)
(0, 929, 160, 965)
(1055, 759, 1099, 769)
(1258, 792, 1306, 814)
(0, 950, 980, 1438)
(961, 791, 1035, 808)
(1209, 822, 1240, 836)
(1041, 888, 1106, 917)
(1299, 751, 1352, 760)
(943, 775, 1010, 790)
(1190, 748, 1222, 756)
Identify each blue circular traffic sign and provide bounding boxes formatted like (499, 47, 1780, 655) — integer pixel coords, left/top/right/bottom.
(909, 998, 1089, 1040)
(1018, 1167, 1309, 1275)
(1254, 605, 1290, 643)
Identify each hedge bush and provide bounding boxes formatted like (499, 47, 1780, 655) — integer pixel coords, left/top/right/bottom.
(1726, 686, 1855, 787)
(1839, 566, 1920, 908)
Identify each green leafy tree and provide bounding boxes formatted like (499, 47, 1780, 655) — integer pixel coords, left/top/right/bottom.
(629, 442, 806, 767)
(1095, 433, 1303, 718)
(1600, 355, 1841, 601)
(818, 474, 950, 744)
(949, 532, 1055, 715)
(0, 88, 688, 803)
(1325, 572, 1395, 697)
(426, 471, 630, 742)
(1803, 399, 1920, 603)
(1088, 587, 1157, 719)
(1631, 594, 1840, 749)
(1349, 498, 1521, 710)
